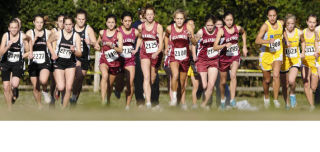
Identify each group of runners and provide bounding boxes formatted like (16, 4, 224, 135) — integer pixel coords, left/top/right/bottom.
(0, 5, 319, 111)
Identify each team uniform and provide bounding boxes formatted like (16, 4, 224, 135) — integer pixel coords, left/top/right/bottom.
(74, 25, 90, 71)
(280, 28, 301, 72)
(169, 23, 190, 72)
(119, 27, 136, 67)
(100, 30, 122, 75)
(219, 25, 241, 72)
(196, 27, 219, 72)
(302, 29, 317, 75)
(140, 22, 162, 68)
(53, 30, 77, 70)
(1, 32, 24, 81)
(259, 20, 283, 71)
(28, 29, 52, 77)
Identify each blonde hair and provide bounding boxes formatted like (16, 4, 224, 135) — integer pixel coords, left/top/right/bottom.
(285, 14, 296, 23)
(173, 9, 187, 19)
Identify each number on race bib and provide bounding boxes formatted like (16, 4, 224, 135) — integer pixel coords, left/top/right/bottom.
(285, 47, 298, 58)
(174, 47, 187, 61)
(305, 46, 315, 56)
(33, 51, 46, 64)
(269, 39, 281, 52)
(226, 44, 239, 56)
(121, 46, 133, 58)
(104, 49, 119, 62)
(7, 51, 20, 62)
(58, 47, 72, 59)
(145, 40, 158, 53)
(207, 47, 218, 58)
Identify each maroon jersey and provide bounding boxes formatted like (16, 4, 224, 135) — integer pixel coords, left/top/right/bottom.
(119, 27, 136, 66)
(169, 23, 190, 62)
(141, 22, 159, 55)
(197, 27, 219, 61)
(220, 25, 240, 62)
(100, 30, 120, 67)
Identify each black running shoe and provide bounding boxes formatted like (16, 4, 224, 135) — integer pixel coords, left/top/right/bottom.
(12, 88, 19, 104)
(114, 90, 121, 99)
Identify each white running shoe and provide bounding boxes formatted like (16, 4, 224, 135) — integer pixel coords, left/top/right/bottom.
(191, 104, 198, 110)
(169, 100, 177, 107)
(152, 105, 162, 112)
(146, 102, 152, 109)
(273, 100, 280, 108)
(42, 91, 51, 104)
(264, 98, 270, 109)
(125, 105, 130, 111)
(309, 105, 315, 112)
(181, 104, 188, 111)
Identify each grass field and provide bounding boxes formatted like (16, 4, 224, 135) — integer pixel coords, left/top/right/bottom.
(0, 90, 320, 120)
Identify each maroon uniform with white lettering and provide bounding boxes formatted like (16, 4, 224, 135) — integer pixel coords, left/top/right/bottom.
(219, 25, 240, 72)
(119, 27, 136, 67)
(169, 23, 190, 72)
(100, 30, 122, 75)
(140, 22, 162, 68)
(196, 27, 219, 72)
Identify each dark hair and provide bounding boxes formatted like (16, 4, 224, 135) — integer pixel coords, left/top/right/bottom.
(56, 14, 65, 20)
(76, 9, 87, 19)
(106, 14, 117, 22)
(33, 14, 44, 22)
(121, 11, 133, 20)
(205, 14, 216, 24)
(307, 14, 317, 22)
(63, 16, 73, 23)
(8, 18, 19, 27)
(215, 16, 223, 22)
(266, 6, 278, 15)
(138, 7, 146, 17)
(223, 11, 233, 19)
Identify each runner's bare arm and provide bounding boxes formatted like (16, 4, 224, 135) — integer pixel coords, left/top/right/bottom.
(114, 32, 123, 53)
(0, 33, 10, 56)
(133, 25, 142, 53)
(47, 31, 58, 58)
(156, 24, 164, 54)
(187, 24, 197, 45)
(195, 29, 203, 42)
(213, 28, 227, 50)
(255, 23, 271, 45)
(300, 32, 306, 58)
(164, 25, 171, 55)
(22, 33, 31, 58)
(238, 25, 247, 57)
(73, 33, 82, 57)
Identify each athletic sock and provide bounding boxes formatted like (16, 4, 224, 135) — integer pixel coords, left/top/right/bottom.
(172, 91, 177, 103)
(221, 98, 226, 104)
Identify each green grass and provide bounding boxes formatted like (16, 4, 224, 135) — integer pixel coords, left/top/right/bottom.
(0, 90, 319, 120)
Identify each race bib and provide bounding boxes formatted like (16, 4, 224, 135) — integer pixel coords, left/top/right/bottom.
(207, 47, 218, 58)
(58, 47, 72, 59)
(145, 40, 158, 53)
(305, 46, 315, 56)
(33, 51, 46, 64)
(174, 47, 187, 61)
(7, 51, 20, 62)
(226, 44, 239, 56)
(269, 39, 281, 52)
(285, 47, 298, 58)
(121, 45, 133, 58)
(104, 49, 119, 62)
